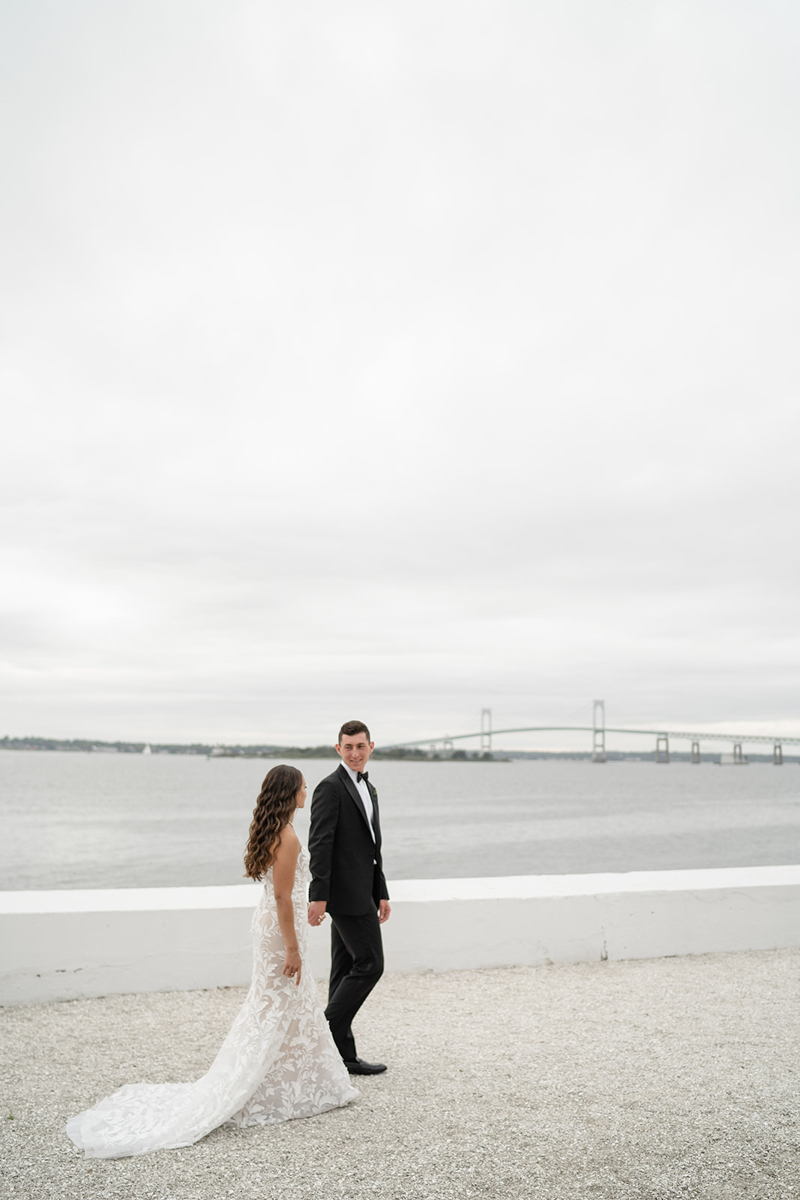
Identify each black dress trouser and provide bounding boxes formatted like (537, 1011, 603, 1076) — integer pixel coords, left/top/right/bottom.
(325, 909, 384, 1062)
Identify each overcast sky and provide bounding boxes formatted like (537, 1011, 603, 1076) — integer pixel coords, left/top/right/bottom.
(1, 1, 799, 750)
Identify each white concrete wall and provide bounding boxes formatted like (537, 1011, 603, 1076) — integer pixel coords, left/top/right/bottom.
(1, 865, 799, 1006)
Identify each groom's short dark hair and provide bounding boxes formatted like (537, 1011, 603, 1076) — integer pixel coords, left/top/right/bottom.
(338, 720, 371, 742)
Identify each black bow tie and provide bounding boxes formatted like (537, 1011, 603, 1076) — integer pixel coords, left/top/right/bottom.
(357, 771, 369, 783)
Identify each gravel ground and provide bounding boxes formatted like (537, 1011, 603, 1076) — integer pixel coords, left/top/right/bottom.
(1, 949, 799, 1200)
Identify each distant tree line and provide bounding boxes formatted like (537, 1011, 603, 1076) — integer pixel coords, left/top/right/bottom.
(0, 736, 474, 760)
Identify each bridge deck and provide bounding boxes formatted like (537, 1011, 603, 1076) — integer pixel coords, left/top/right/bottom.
(389, 724, 800, 748)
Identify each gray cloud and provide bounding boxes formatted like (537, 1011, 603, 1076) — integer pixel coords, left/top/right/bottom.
(1, 1, 799, 747)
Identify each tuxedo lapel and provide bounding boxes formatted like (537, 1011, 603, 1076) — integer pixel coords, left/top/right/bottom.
(337, 764, 373, 836)
(367, 780, 382, 850)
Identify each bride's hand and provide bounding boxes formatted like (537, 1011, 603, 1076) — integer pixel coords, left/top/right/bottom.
(282, 948, 302, 985)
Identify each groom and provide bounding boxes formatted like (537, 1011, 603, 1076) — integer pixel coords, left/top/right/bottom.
(308, 720, 391, 1075)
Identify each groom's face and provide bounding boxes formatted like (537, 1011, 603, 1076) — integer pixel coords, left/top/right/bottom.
(336, 733, 374, 773)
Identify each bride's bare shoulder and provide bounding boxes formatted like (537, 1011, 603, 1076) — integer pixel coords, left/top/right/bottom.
(276, 823, 301, 857)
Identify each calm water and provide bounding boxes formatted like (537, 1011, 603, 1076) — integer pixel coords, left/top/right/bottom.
(1, 750, 799, 890)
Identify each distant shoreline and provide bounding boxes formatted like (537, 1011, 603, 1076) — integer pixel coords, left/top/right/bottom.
(0, 737, 796, 764)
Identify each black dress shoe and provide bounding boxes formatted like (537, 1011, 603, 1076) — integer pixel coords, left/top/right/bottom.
(344, 1058, 387, 1075)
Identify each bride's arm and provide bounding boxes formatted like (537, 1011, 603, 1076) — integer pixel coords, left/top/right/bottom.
(272, 827, 302, 984)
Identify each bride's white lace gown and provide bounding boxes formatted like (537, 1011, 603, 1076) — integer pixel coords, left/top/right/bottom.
(66, 848, 358, 1158)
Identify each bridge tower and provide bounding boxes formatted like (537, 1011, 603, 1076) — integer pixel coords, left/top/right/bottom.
(774, 742, 783, 765)
(656, 735, 670, 764)
(480, 708, 492, 755)
(691, 740, 701, 764)
(592, 700, 606, 762)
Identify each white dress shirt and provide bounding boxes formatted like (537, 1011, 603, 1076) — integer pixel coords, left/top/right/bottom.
(340, 761, 376, 841)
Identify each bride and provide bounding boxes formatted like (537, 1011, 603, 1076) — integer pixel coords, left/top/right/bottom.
(66, 765, 358, 1158)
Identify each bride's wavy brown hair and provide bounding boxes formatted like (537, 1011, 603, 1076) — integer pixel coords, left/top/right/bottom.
(243, 764, 304, 880)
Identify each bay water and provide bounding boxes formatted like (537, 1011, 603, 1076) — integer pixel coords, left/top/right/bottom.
(1, 750, 799, 891)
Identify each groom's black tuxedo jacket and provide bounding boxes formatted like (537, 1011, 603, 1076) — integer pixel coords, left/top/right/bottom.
(308, 764, 389, 915)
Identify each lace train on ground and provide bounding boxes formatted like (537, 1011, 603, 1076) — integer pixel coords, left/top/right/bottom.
(65, 849, 357, 1158)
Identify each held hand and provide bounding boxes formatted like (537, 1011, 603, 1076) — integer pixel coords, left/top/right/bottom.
(308, 900, 328, 927)
(378, 899, 391, 924)
(282, 948, 302, 986)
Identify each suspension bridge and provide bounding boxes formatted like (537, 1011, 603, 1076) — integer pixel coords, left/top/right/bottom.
(386, 701, 800, 764)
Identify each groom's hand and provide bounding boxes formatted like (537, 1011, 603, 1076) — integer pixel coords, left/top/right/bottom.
(308, 900, 328, 927)
(378, 900, 391, 924)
